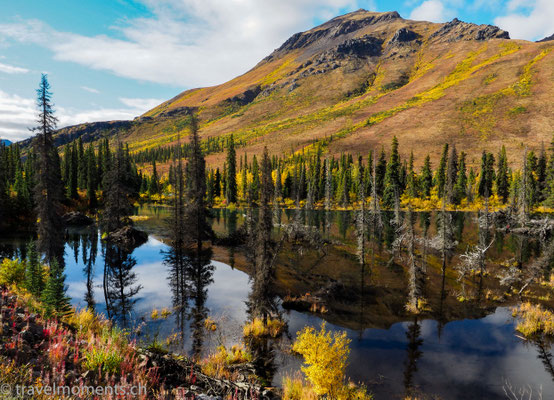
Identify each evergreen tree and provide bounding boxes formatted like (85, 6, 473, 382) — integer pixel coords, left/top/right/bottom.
(25, 241, 44, 297)
(435, 144, 449, 198)
(251, 147, 276, 321)
(86, 144, 97, 208)
(32, 74, 65, 265)
(526, 150, 538, 206)
(41, 259, 71, 317)
(169, 135, 186, 249)
(0, 143, 8, 229)
(478, 151, 495, 198)
(406, 151, 418, 198)
(225, 135, 237, 204)
(184, 115, 214, 247)
(77, 137, 86, 189)
(148, 160, 160, 195)
(250, 155, 260, 202)
(101, 142, 133, 233)
(375, 147, 387, 197)
(497, 146, 509, 203)
(383, 137, 401, 208)
(453, 152, 467, 205)
(67, 141, 78, 199)
(446, 144, 458, 203)
(536, 143, 547, 202)
(420, 155, 433, 198)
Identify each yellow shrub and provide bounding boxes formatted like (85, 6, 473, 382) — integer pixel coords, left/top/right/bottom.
(513, 303, 554, 338)
(0, 258, 26, 286)
(292, 323, 350, 397)
(243, 317, 285, 338)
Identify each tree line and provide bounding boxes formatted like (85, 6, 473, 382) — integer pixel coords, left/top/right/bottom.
(202, 135, 554, 212)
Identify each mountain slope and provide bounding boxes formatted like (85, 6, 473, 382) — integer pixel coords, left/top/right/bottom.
(48, 10, 554, 167)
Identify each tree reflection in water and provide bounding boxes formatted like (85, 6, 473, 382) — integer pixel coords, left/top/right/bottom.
(103, 242, 142, 328)
(82, 228, 98, 310)
(403, 317, 424, 398)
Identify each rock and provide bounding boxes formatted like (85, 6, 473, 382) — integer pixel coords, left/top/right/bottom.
(335, 35, 383, 58)
(63, 212, 94, 226)
(390, 27, 418, 43)
(19, 329, 35, 344)
(159, 106, 194, 118)
(226, 86, 261, 106)
(106, 226, 148, 250)
(429, 18, 509, 43)
(27, 322, 44, 338)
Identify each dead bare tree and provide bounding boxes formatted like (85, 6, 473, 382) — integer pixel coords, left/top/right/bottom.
(503, 379, 543, 400)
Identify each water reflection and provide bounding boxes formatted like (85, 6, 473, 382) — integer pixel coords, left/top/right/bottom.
(103, 243, 142, 327)
(0, 208, 553, 399)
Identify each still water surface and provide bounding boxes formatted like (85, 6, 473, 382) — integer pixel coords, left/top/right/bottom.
(1, 207, 552, 399)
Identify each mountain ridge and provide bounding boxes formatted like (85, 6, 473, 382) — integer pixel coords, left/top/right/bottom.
(24, 10, 553, 168)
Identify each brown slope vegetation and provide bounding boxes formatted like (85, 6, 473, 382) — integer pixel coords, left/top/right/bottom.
(47, 9, 554, 169)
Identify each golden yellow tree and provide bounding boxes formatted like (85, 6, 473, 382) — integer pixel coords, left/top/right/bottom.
(292, 323, 351, 397)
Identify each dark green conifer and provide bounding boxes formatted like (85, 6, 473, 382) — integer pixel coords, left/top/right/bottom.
(41, 259, 71, 317)
(225, 135, 237, 204)
(382, 137, 401, 208)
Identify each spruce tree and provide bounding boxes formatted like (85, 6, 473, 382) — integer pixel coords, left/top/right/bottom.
(25, 241, 44, 297)
(86, 144, 97, 208)
(148, 160, 160, 195)
(32, 74, 65, 265)
(77, 137, 86, 189)
(446, 144, 458, 203)
(184, 115, 214, 247)
(101, 142, 133, 233)
(0, 143, 8, 229)
(375, 147, 387, 197)
(68, 141, 78, 199)
(406, 151, 418, 198)
(383, 137, 401, 208)
(420, 155, 433, 198)
(42, 259, 71, 317)
(453, 152, 467, 205)
(536, 144, 547, 202)
(497, 146, 509, 204)
(436, 144, 449, 198)
(225, 135, 237, 204)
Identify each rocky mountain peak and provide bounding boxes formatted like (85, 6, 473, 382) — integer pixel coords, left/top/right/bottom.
(537, 33, 554, 42)
(429, 17, 509, 43)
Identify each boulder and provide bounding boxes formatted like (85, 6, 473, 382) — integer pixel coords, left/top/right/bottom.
(63, 212, 94, 226)
(107, 226, 148, 250)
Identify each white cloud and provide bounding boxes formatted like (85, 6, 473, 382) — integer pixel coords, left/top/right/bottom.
(0, 89, 164, 141)
(0, 62, 28, 74)
(80, 86, 99, 94)
(409, 0, 454, 23)
(0, 90, 36, 141)
(0, 0, 360, 87)
(119, 97, 163, 110)
(495, 0, 554, 40)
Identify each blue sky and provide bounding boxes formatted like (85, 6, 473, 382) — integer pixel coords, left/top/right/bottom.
(0, 0, 552, 141)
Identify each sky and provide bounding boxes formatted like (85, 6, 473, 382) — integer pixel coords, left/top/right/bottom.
(0, 0, 552, 142)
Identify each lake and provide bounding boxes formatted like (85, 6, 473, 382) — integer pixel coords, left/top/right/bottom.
(1, 206, 553, 399)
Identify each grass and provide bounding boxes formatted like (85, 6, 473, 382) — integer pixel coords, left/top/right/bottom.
(513, 302, 554, 338)
(243, 317, 286, 338)
(200, 345, 252, 380)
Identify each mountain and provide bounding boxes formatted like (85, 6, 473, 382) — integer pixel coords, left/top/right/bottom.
(538, 34, 554, 42)
(44, 10, 554, 167)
